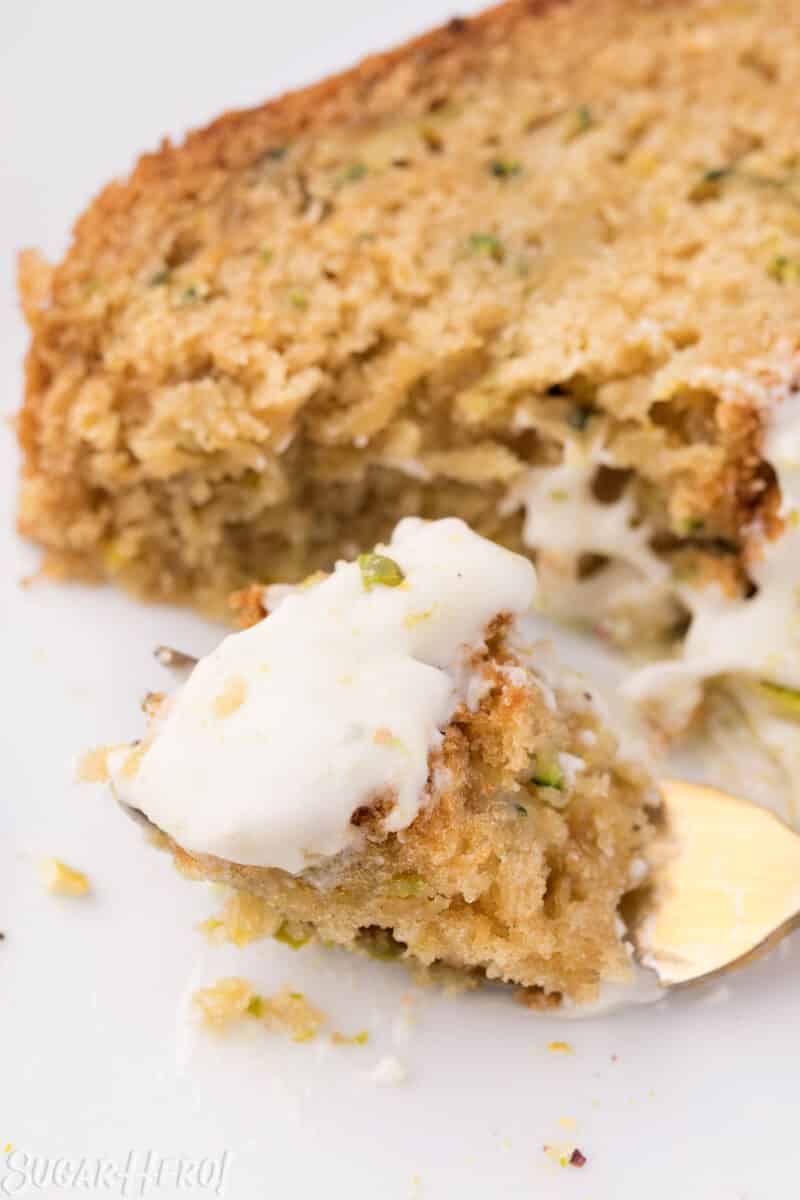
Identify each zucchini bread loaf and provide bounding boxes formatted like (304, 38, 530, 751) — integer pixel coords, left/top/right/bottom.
(18, 0, 800, 709)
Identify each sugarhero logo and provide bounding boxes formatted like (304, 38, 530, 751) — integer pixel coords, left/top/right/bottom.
(0, 1148, 231, 1196)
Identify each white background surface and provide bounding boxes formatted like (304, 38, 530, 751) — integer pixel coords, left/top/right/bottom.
(1, 3, 798, 1197)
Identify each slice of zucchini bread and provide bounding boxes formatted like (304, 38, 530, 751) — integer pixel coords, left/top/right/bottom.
(18, 0, 800, 709)
(106, 519, 660, 1007)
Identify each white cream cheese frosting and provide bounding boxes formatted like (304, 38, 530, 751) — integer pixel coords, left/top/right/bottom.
(502, 367, 799, 728)
(109, 518, 536, 874)
(500, 436, 680, 649)
(625, 385, 800, 712)
(502, 439, 668, 586)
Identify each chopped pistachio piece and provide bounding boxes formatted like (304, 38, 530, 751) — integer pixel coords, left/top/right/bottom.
(566, 403, 595, 431)
(288, 289, 308, 310)
(676, 515, 705, 536)
(179, 284, 204, 305)
(489, 158, 522, 179)
(565, 104, 594, 140)
(357, 552, 406, 591)
(689, 166, 733, 201)
(274, 919, 311, 949)
(758, 681, 800, 720)
(341, 162, 368, 183)
(246, 994, 265, 1018)
(467, 232, 505, 261)
(529, 758, 565, 791)
(767, 255, 800, 284)
(149, 268, 171, 286)
(386, 873, 426, 898)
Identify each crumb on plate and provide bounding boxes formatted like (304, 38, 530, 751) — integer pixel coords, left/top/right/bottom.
(369, 1055, 408, 1086)
(544, 1142, 588, 1169)
(192, 977, 325, 1042)
(75, 747, 111, 783)
(331, 1030, 370, 1046)
(547, 1040, 574, 1054)
(40, 858, 90, 897)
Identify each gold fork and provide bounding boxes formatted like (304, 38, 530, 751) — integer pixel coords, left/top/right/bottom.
(633, 779, 800, 986)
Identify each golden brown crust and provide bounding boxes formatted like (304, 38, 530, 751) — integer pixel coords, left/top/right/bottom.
(17, 1, 549, 336)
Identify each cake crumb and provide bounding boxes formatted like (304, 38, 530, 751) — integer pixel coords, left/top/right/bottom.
(373, 727, 404, 750)
(40, 859, 90, 897)
(369, 1055, 408, 1085)
(75, 747, 110, 783)
(193, 979, 325, 1042)
(119, 743, 145, 780)
(559, 1117, 577, 1131)
(544, 1142, 586, 1169)
(199, 890, 281, 947)
(213, 674, 247, 719)
(257, 988, 325, 1043)
(331, 1030, 370, 1046)
(548, 1040, 574, 1054)
(193, 977, 254, 1029)
(141, 691, 165, 719)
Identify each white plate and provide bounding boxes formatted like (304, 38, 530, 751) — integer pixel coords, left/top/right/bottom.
(2, 4, 798, 1197)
